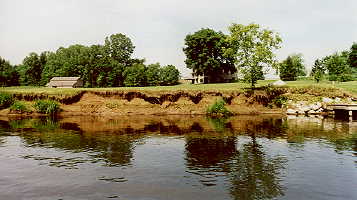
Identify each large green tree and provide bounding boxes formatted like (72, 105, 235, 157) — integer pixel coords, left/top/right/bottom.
(226, 23, 282, 87)
(0, 57, 19, 86)
(14, 32, 179, 88)
(123, 63, 147, 86)
(349, 43, 357, 68)
(310, 59, 325, 83)
(104, 33, 135, 66)
(279, 54, 306, 81)
(41, 45, 91, 85)
(324, 51, 353, 82)
(159, 65, 180, 86)
(19, 52, 47, 85)
(183, 28, 236, 83)
(146, 63, 161, 86)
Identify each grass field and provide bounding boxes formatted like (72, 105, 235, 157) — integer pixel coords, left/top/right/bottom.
(0, 80, 356, 96)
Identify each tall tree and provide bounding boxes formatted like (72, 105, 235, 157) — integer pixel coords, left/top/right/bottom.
(159, 65, 180, 86)
(310, 59, 325, 83)
(19, 52, 46, 85)
(104, 33, 135, 66)
(324, 51, 352, 82)
(279, 54, 306, 81)
(226, 23, 282, 87)
(183, 28, 236, 83)
(123, 63, 147, 86)
(349, 43, 357, 68)
(41, 45, 91, 85)
(0, 57, 19, 86)
(146, 63, 161, 86)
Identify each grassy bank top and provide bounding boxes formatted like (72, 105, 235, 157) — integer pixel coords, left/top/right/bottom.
(0, 80, 356, 97)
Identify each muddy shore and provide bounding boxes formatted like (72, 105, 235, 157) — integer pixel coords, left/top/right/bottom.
(0, 90, 285, 117)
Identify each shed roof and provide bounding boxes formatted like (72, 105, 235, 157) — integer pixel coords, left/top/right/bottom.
(50, 77, 81, 81)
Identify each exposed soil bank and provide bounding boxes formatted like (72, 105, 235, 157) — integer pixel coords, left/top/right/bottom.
(0, 89, 286, 116)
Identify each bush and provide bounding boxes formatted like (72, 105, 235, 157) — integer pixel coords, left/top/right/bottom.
(159, 65, 180, 86)
(33, 100, 60, 114)
(272, 95, 288, 108)
(9, 101, 30, 113)
(206, 98, 232, 116)
(0, 93, 14, 109)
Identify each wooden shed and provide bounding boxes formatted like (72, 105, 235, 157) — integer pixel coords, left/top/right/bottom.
(46, 77, 83, 88)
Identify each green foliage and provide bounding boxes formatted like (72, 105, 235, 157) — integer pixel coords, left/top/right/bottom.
(123, 63, 180, 87)
(206, 98, 232, 116)
(40, 35, 134, 88)
(9, 101, 30, 113)
(0, 57, 19, 86)
(33, 100, 60, 114)
(123, 64, 147, 86)
(227, 23, 282, 87)
(324, 52, 353, 82)
(160, 65, 180, 85)
(32, 117, 60, 131)
(311, 59, 325, 83)
(104, 33, 135, 65)
(146, 63, 161, 86)
(272, 96, 288, 108)
(19, 52, 47, 86)
(0, 93, 14, 109)
(349, 43, 357, 68)
(207, 117, 229, 132)
(183, 28, 236, 83)
(279, 54, 306, 81)
(16, 32, 178, 88)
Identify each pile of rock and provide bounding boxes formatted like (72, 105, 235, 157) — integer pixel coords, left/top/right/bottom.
(286, 97, 343, 115)
(286, 102, 325, 115)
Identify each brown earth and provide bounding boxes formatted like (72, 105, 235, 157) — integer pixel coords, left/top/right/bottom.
(0, 90, 284, 117)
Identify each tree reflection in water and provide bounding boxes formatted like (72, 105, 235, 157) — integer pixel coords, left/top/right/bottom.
(0, 115, 355, 199)
(185, 117, 287, 200)
(6, 117, 137, 167)
(228, 140, 286, 200)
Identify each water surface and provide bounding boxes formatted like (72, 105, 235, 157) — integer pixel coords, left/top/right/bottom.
(0, 115, 356, 200)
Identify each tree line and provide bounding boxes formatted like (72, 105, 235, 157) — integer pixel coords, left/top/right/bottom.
(310, 44, 357, 82)
(0, 33, 180, 87)
(183, 24, 356, 86)
(278, 44, 357, 82)
(1, 24, 356, 88)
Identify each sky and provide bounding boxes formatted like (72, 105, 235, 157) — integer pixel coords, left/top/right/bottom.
(1, 0, 356, 77)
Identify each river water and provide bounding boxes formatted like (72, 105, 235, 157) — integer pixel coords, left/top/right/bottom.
(0, 115, 356, 200)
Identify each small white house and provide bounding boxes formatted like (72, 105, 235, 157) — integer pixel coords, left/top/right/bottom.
(191, 70, 237, 84)
(46, 77, 83, 88)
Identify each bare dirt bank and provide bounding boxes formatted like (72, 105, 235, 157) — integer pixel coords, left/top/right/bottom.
(0, 89, 285, 116)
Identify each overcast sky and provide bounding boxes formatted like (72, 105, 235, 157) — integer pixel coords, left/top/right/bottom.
(1, 0, 356, 77)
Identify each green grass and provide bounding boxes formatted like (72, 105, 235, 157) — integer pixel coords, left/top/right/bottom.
(0, 80, 356, 97)
(33, 100, 60, 114)
(9, 101, 30, 113)
(0, 80, 274, 95)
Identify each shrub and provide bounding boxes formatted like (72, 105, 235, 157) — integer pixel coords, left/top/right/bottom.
(0, 93, 14, 109)
(33, 100, 60, 114)
(206, 98, 232, 116)
(272, 95, 288, 108)
(9, 101, 30, 113)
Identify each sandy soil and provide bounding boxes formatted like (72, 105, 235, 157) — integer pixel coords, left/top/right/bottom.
(0, 91, 283, 117)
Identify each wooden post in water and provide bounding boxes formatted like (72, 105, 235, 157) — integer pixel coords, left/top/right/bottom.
(353, 110, 357, 121)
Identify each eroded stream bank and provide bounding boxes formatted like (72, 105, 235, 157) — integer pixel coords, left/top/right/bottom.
(1, 87, 355, 116)
(1, 89, 286, 116)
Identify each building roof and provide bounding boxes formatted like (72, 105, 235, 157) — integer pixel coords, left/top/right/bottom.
(50, 77, 81, 81)
(46, 77, 83, 87)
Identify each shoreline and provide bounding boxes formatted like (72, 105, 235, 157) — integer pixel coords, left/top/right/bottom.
(1, 87, 355, 118)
